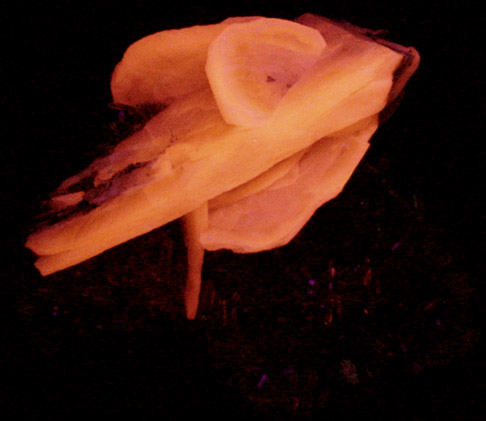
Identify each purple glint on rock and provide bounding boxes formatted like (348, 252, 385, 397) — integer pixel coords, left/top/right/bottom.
(257, 374, 268, 388)
(309, 279, 316, 286)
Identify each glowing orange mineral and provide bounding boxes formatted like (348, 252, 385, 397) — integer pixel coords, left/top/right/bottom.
(25, 14, 420, 319)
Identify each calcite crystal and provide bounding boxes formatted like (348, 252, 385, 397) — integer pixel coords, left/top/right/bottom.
(26, 14, 419, 318)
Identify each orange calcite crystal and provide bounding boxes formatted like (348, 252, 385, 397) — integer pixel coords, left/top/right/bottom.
(25, 14, 419, 318)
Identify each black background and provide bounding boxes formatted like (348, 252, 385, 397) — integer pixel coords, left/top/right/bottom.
(1, 1, 484, 419)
